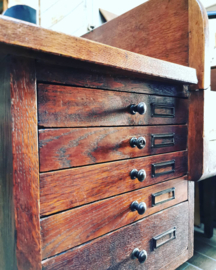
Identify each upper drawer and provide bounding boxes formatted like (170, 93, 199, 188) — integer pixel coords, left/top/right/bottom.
(39, 125, 187, 172)
(38, 84, 188, 127)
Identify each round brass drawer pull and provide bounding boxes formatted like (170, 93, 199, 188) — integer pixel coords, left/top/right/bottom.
(129, 102, 147, 115)
(130, 169, 146, 182)
(132, 248, 147, 263)
(130, 201, 147, 215)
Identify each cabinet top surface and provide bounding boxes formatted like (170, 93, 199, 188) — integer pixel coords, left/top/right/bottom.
(0, 15, 197, 84)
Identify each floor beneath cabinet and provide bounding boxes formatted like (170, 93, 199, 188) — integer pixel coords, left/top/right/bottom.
(176, 228, 216, 270)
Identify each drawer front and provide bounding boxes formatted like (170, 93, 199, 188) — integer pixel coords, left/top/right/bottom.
(40, 151, 187, 216)
(42, 202, 189, 270)
(38, 84, 188, 127)
(39, 125, 187, 172)
(40, 178, 187, 259)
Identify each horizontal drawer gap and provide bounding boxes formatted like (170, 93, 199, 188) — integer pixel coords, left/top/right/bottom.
(38, 123, 188, 129)
(36, 81, 189, 99)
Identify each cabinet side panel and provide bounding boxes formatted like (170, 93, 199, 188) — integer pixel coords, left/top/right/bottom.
(9, 57, 42, 270)
(0, 57, 17, 270)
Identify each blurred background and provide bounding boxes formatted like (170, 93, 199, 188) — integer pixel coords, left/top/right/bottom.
(0, 0, 215, 36)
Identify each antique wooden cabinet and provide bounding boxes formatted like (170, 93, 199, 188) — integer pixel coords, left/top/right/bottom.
(0, 0, 212, 269)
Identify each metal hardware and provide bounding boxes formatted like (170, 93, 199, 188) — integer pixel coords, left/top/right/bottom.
(130, 137, 146, 149)
(151, 133, 175, 148)
(129, 102, 147, 115)
(151, 103, 175, 118)
(152, 160, 175, 177)
(130, 201, 147, 215)
(152, 187, 175, 207)
(130, 169, 146, 182)
(87, 24, 96, 31)
(131, 248, 147, 263)
(152, 227, 176, 250)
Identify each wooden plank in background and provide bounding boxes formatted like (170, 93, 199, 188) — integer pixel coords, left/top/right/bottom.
(0, 15, 198, 85)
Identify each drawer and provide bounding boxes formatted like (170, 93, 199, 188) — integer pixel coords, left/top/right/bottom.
(38, 84, 188, 127)
(40, 151, 187, 216)
(40, 178, 187, 259)
(42, 201, 189, 270)
(39, 125, 187, 172)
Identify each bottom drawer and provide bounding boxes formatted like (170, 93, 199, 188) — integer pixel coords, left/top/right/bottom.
(42, 202, 189, 270)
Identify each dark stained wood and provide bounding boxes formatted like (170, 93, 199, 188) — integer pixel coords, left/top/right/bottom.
(83, 0, 189, 67)
(39, 125, 188, 172)
(189, 0, 210, 90)
(38, 84, 188, 128)
(9, 57, 41, 269)
(0, 16, 197, 85)
(0, 57, 16, 270)
(40, 151, 188, 216)
(188, 90, 204, 181)
(42, 202, 189, 269)
(40, 178, 187, 259)
(36, 63, 189, 98)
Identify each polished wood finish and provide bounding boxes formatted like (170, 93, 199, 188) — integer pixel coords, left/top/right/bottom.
(39, 125, 187, 172)
(0, 57, 41, 270)
(41, 178, 187, 259)
(42, 202, 189, 270)
(38, 84, 188, 127)
(0, 16, 197, 85)
(36, 63, 189, 98)
(40, 151, 187, 216)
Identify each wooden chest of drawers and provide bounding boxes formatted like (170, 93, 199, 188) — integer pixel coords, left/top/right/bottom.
(0, 16, 197, 270)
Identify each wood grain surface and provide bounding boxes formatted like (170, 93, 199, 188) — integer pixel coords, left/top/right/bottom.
(9, 57, 41, 269)
(36, 63, 189, 98)
(40, 151, 187, 216)
(188, 90, 204, 180)
(83, 0, 189, 67)
(38, 84, 188, 127)
(189, 0, 210, 90)
(83, 0, 209, 90)
(0, 57, 16, 270)
(39, 125, 187, 172)
(42, 202, 189, 269)
(40, 178, 187, 259)
(0, 15, 197, 85)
